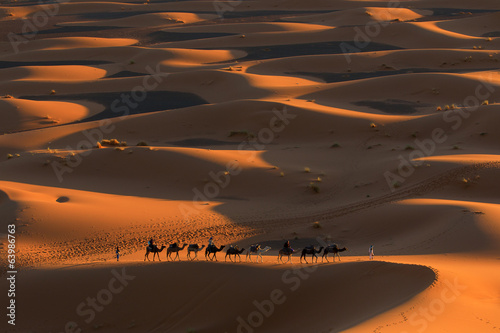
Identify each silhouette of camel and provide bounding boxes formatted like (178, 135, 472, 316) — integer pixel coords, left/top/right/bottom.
(278, 247, 295, 264)
(144, 245, 166, 261)
(225, 246, 245, 262)
(187, 244, 205, 261)
(205, 245, 225, 261)
(246, 245, 271, 263)
(322, 245, 348, 262)
(300, 246, 324, 264)
(166, 243, 187, 261)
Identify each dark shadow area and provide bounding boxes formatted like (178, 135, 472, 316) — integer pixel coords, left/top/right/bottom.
(218, 41, 401, 62)
(104, 71, 147, 78)
(38, 25, 121, 35)
(168, 138, 242, 147)
(19, 91, 208, 121)
(416, 8, 498, 22)
(353, 99, 432, 114)
(482, 31, 500, 37)
(147, 31, 235, 43)
(78, 11, 156, 21)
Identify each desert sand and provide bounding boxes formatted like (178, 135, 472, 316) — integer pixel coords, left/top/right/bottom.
(0, 0, 499, 332)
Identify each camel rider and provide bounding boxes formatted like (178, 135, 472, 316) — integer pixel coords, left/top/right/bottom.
(284, 240, 290, 249)
(148, 238, 156, 251)
(208, 237, 214, 250)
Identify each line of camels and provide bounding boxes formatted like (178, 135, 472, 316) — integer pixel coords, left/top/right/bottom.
(144, 243, 348, 264)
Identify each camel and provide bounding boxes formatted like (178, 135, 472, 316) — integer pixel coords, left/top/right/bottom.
(246, 245, 271, 263)
(205, 245, 225, 261)
(300, 246, 324, 264)
(166, 243, 187, 261)
(225, 246, 245, 262)
(277, 247, 295, 264)
(187, 244, 205, 261)
(144, 245, 166, 261)
(322, 244, 348, 262)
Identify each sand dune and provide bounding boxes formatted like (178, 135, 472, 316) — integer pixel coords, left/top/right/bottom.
(14, 261, 435, 333)
(283, 7, 430, 26)
(59, 12, 219, 28)
(0, 97, 103, 133)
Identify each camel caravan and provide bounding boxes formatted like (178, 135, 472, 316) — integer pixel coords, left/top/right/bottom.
(144, 239, 347, 264)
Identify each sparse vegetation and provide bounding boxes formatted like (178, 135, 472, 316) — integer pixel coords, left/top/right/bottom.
(331, 143, 341, 148)
(7, 154, 14, 159)
(137, 141, 148, 146)
(370, 122, 377, 128)
(309, 182, 320, 193)
(405, 145, 415, 150)
(453, 145, 460, 150)
(280, 172, 285, 177)
(99, 139, 127, 147)
(481, 100, 489, 105)
(436, 106, 442, 111)
(2, 95, 13, 99)
(480, 132, 487, 136)
(393, 181, 402, 189)
(50, 90, 56, 95)
(312, 221, 322, 229)
(304, 167, 311, 173)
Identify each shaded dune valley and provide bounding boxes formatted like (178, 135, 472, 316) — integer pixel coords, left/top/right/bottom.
(1, 0, 500, 332)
